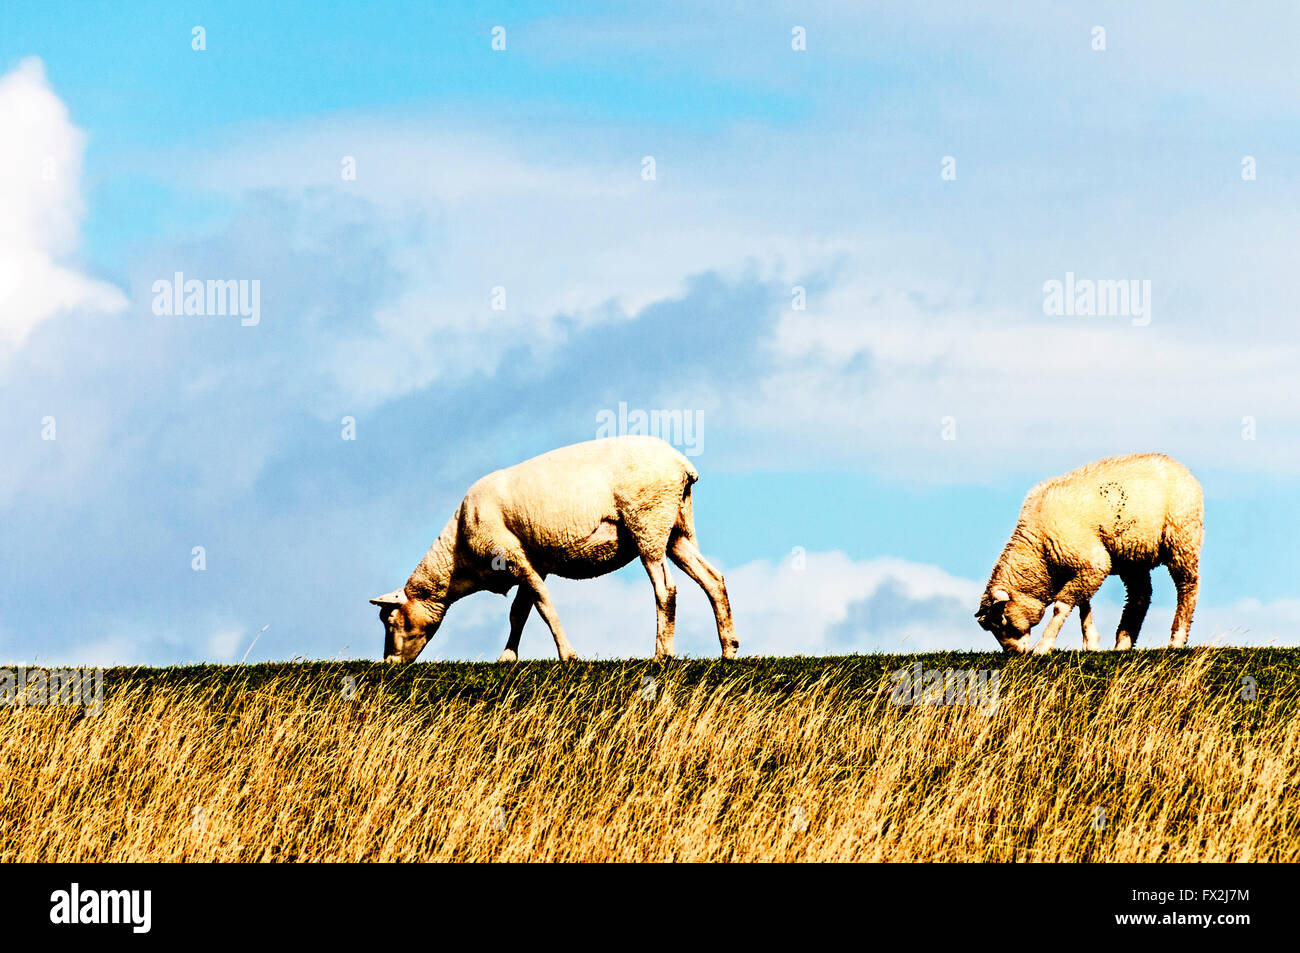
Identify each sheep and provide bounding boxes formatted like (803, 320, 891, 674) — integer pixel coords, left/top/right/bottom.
(975, 453, 1203, 654)
(370, 435, 739, 663)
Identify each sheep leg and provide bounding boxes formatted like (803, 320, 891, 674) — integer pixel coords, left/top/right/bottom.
(668, 535, 738, 659)
(1035, 566, 1108, 654)
(517, 568, 578, 661)
(1078, 598, 1101, 651)
(641, 556, 677, 659)
(1168, 563, 1198, 648)
(1115, 570, 1151, 650)
(1033, 602, 1072, 654)
(497, 585, 535, 662)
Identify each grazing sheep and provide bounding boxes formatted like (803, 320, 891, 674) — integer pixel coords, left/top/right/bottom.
(975, 453, 1203, 654)
(370, 435, 738, 663)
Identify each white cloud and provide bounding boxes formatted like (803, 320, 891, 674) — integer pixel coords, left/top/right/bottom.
(208, 628, 246, 663)
(149, 114, 850, 411)
(435, 551, 984, 660)
(7, 634, 142, 668)
(142, 99, 1300, 481)
(748, 279, 1300, 478)
(0, 58, 126, 355)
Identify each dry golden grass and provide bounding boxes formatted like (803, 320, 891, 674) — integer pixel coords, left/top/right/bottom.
(0, 650, 1295, 861)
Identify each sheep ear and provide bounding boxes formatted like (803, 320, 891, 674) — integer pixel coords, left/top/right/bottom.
(977, 588, 1012, 620)
(369, 589, 407, 607)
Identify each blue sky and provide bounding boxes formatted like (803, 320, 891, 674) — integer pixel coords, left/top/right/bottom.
(3, 2, 1298, 663)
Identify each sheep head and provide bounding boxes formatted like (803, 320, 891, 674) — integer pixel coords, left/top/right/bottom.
(975, 587, 1045, 655)
(370, 588, 444, 663)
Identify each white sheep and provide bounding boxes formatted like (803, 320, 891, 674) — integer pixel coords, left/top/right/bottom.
(370, 435, 739, 662)
(975, 453, 1203, 654)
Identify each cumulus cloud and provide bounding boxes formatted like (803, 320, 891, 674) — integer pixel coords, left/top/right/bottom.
(135, 87, 1300, 482)
(429, 551, 983, 661)
(751, 281, 1300, 479)
(0, 58, 126, 355)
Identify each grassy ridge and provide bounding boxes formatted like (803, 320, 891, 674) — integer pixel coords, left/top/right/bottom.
(94, 647, 1300, 708)
(1, 648, 1296, 862)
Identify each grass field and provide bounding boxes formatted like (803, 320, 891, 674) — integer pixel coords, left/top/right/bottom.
(1, 648, 1296, 862)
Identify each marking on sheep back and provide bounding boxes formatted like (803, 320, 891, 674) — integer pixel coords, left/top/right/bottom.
(1100, 481, 1137, 538)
